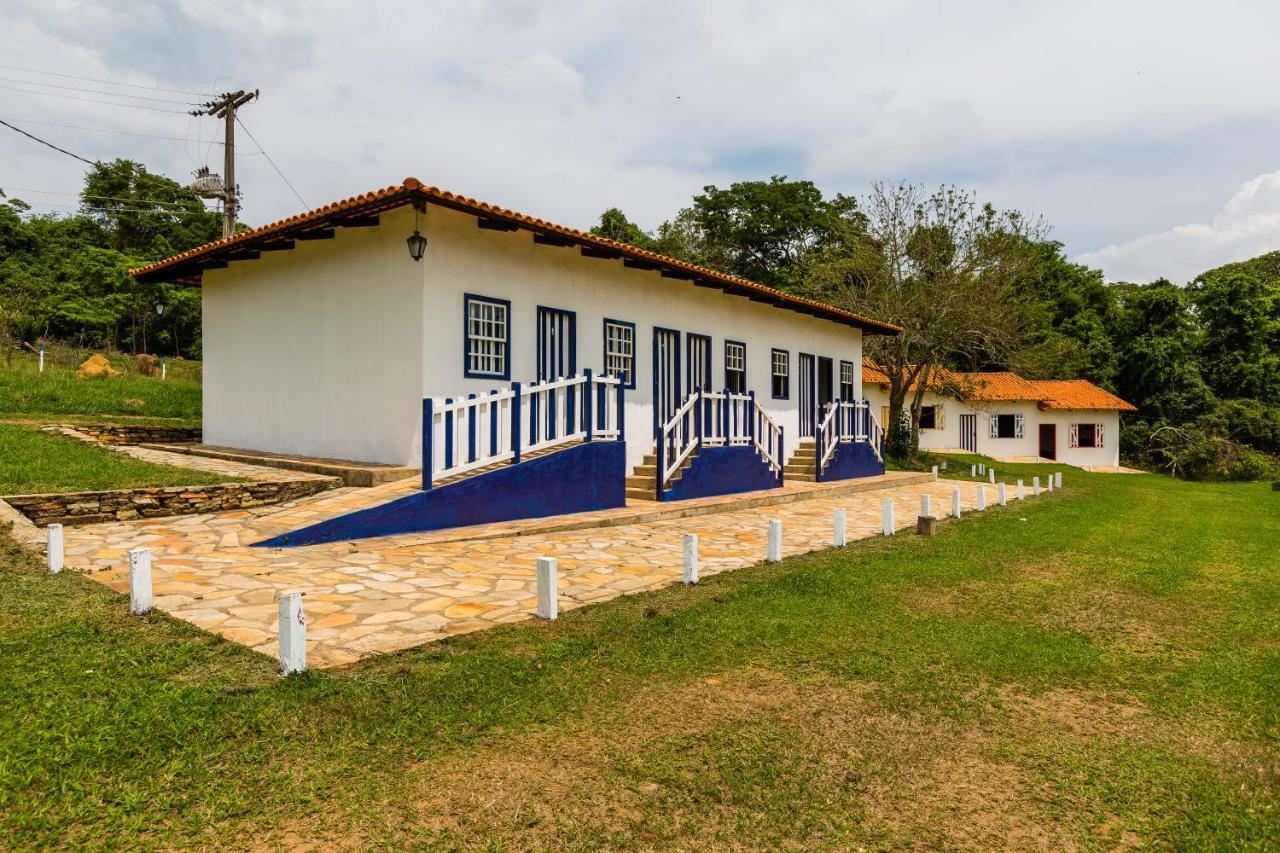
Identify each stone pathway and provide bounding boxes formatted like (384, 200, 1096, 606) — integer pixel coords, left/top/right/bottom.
(46, 474, 1055, 668)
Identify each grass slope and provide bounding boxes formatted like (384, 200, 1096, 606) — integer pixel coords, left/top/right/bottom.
(0, 463, 1276, 848)
(0, 347, 201, 424)
(0, 424, 237, 495)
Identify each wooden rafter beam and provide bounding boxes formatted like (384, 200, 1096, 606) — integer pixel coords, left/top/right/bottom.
(582, 246, 622, 260)
(295, 228, 335, 241)
(337, 215, 380, 228)
(532, 233, 574, 247)
(478, 217, 519, 232)
(623, 259, 662, 271)
(259, 240, 296, 252)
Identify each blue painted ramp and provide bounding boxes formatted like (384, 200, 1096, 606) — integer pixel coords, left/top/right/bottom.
(255, 441, 626, 548)
(818, 441, 885, 482)
(662, 445, 781, 502)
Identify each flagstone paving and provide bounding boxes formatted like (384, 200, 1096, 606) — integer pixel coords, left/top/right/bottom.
(43, 473, 1055, 668)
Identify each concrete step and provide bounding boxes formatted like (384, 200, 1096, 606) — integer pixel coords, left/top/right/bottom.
(626, 488, 657, 501)
(625, 475, 656, 489)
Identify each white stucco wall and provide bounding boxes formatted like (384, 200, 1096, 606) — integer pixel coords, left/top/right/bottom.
(863, 383, 1123, 467)
(201, 207, 426, 465)
(421, 204, 866, 471)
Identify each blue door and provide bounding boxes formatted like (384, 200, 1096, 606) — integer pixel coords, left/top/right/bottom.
(537, 307, 576, 381)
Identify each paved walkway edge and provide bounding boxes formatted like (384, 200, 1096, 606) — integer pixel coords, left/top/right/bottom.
(385, 472, 934, 546)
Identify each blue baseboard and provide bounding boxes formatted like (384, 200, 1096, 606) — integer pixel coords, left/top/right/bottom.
(255, 440, 627, 547)
(817, 440, 885, 481)
(662, 445, 781, 502)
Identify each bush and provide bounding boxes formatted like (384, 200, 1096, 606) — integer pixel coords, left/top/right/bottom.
(1133, 422, 1280, 481)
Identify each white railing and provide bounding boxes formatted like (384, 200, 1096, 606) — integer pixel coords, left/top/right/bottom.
(657, 388, 783, 493)
(424, 370, 623, 487)
(816, 400, 884, 477)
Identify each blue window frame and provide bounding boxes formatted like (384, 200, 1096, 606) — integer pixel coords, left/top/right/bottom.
(771, 348, 790, 399)
(602, 318, 636, 389)
(463, 293, 511, 380)
(724, 339, 746, 394)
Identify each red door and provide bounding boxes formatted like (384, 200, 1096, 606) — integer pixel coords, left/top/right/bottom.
(1039, 424, 1056, 460)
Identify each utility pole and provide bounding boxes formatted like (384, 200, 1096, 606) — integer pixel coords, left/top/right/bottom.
(191, 89, 258, 238)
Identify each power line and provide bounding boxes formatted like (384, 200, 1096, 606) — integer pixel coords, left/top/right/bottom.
(0, 117, 95, 164)
(235, 115, 307, 208)
(20, 200, 214, 217)
(0, 115, 223, 145)
(2, 187, 208, 209)
(0, 84, 192, 114)
(0, 75, 199, 105)
(0, 62, 214, 97)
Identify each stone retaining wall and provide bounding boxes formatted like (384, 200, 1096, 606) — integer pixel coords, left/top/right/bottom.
(4, 478, 338, 527)
(60, 424, 203, 445)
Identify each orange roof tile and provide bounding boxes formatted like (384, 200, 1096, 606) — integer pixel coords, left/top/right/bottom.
(129, 178, 901, 336)
(1027, 379, 1137, 411)
(946, 372, 1045, 401)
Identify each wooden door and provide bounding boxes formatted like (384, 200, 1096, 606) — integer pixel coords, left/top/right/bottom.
(653, 327, 681, 433)
(798, 353, 816, 437)
(959, 414, 977, 452)
(536, 307, 576, 381)
(1039, 423, 1056, 460)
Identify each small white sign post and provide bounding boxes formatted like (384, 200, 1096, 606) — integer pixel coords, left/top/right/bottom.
(536, 557, 558, 619)
(160, 358, 167, 381)
(1056, 471, 1063, 488)
(278, 592, 307, 676)
(38, 345, 45, 373)
(988, 469, 996, 484)
(998, 482, 1007, 506)
(683, 533, 699, 585)
(833, 509, 847, 547)
(1033, 476, 1041, 496)
(128, 548, 152, 615)
(979, 463, 986, 475)
(951, 488, 962, 518)
(970, 464, 976, 477)
(1047, 475, 1055, 492)
(766, 520, 782, 562)
(1016, 480, 1025, 500)
(931, 465, 939, 481)
(46, 523, 64, 573)
(881, 499, 895, 536)
(977, 486, 987, 511)
(921, 493, 932, 518)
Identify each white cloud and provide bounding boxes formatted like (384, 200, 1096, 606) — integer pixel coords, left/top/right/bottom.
(1074, 170, 1280, 283)
(3, 0, 1280, 257)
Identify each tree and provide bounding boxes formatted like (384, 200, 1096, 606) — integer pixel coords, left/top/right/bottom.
(589, 208, 657, 251)
(1190, 271, 1280, 404)
(800, 182, 1047, 455)
(80, 158, 220, 257)
(1111, 280, 1214, 424)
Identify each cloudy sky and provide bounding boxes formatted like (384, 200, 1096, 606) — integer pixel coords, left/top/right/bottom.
(3, 0, 1279, 283)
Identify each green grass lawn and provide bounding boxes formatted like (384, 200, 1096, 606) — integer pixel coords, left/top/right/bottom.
(0, 347, 201, 425)
(0, 464, 1276, 848)
(0, 424, 237, 495)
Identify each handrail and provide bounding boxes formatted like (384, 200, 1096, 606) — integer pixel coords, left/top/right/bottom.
(816, 399, 884, 477)
(657, 388, 783, 495)
(423, 370, 624, 488)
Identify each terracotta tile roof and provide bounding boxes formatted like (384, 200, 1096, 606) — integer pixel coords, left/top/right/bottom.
(861, 358, 891, 385)
(1027, 379, 1137, 411)
(947, 372, 1045, 401)
(129, 177, 901, 336)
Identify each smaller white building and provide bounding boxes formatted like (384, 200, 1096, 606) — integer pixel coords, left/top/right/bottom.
(862, 363, 1136, 469)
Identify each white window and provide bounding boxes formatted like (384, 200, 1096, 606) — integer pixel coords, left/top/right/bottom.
(465, 296, 508, 378)
(603, 320, 634, 388)
(990, 413, 1024, 439)
(839, 360, 855, 400)
(771, 349, 789, 399)
(725, 341, 746, 393)
(1070, 423, 1103, 448)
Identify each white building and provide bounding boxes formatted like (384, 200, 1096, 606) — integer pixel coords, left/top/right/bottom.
(131, 178, 897, 537)
(862, 364, 1136, 469)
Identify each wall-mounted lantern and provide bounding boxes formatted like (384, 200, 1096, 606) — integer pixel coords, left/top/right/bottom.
(407, 196, 428, 261)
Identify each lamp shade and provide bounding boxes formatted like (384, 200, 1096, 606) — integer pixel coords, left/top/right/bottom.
(406, 229, 428, 261)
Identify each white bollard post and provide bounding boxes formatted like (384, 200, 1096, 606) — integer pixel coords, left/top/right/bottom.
(998, 482, 1007, 506)
(278, 591, 307, 675)
(683, 533, 699, 585)
(161, 359, 167, 381)
(881, 499, 895, 536)
(921, 493, 932, 518)
(1056, 471, 1063, 488)
(979, 463, 986, 475)
(951, 488, 962, 518)
(833, 509, 847, 547)
(977, 486, 987, 511)
(767, 519, 782, 562)
(970, 464, 976, 477)
(988, 469, 996, 484)
(1016, 480, 1025, 500)
(1047, 475, 1055, 492)
(128, 548, 152, 615)
(931, 465, 939, 481)
(46, 523, 64, 574)
(38, 345, 45, 373)
(1033, 476, 1041, 496)
(536, 557, 558, 619)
